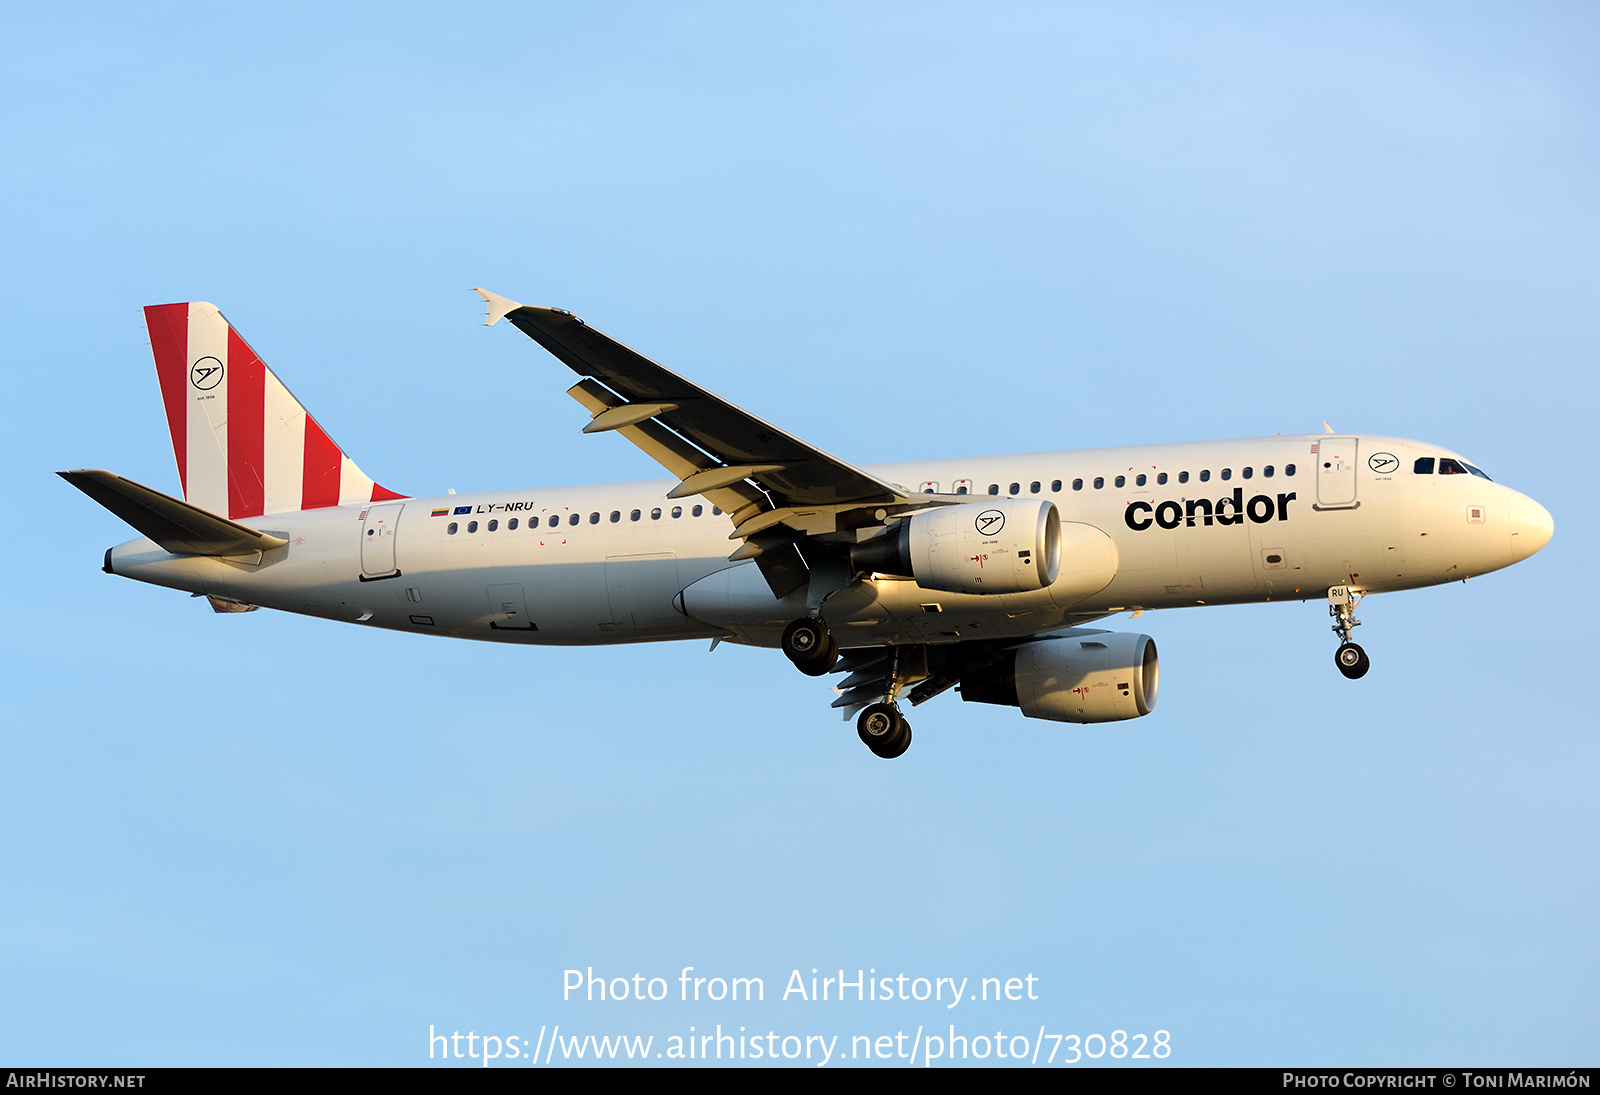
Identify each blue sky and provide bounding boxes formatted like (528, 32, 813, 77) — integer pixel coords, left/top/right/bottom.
(1, 2, 1595, 1066)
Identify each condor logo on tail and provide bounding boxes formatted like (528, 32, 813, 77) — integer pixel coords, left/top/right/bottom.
(144, 301, 403, 520)
(1125, 489, 1297, 531)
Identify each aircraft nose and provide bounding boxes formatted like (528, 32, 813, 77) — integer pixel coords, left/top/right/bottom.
(1508, 493, 1554, 561)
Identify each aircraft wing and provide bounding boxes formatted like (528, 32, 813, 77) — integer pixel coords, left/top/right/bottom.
(476, 290, 908, 523)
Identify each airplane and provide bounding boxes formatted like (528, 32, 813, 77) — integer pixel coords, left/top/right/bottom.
(61, 292, 1555, 758)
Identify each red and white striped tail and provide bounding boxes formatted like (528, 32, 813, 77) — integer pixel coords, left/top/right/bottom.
(144, 302, 404, 520)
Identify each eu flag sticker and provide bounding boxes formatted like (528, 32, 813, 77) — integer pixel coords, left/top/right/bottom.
(453, 506, 472, 515)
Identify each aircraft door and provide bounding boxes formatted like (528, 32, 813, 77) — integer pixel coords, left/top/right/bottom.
(487, 583, 536, 630)
(1316, 438, 1360, 508)
(360, 503, 404, 578)
(604, 552, 682, 634)
(1181, 527, 1257, 592)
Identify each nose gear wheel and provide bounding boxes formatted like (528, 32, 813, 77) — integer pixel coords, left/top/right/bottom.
(1328, 586, 1371, 679)
(1335, 642, 1370, 679)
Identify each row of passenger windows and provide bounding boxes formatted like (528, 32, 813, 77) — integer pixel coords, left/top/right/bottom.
(443, 456, 1475, 539)
(447, 504, 723, 536)
(919, 465, 1297, 496)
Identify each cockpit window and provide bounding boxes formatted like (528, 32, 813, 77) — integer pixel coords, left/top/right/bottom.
(1414, 457, 1434, 474)
(1462, 462, 1492, 481)
(1438, 458, 1466, 475)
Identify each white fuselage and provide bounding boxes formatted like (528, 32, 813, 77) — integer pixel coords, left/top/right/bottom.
(106, 434, 1553, 648)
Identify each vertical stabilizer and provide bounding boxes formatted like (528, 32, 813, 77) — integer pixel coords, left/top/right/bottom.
(143, 302, 404, 519)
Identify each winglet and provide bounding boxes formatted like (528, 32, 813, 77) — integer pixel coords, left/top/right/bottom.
(1323, 421, 1336, 434)
(473, 288, 524, 327)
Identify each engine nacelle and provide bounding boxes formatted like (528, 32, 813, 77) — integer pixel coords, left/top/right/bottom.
(960, 632, 1159, 723)
(852, 498, 1061, 595)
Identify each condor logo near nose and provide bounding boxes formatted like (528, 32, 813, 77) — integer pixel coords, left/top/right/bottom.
(1125, 489, 1297, 531)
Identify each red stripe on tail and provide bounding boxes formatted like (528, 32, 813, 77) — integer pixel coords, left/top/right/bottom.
(144, 304, 190, 497)
(301, 418, 343, 509)
(226, 328, 266, 519)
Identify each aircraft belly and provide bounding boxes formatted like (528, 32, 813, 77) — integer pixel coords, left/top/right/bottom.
(680, 562, 1080, 648)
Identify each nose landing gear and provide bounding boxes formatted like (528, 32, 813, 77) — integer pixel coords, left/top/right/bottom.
(1329, 585, 1370, 679)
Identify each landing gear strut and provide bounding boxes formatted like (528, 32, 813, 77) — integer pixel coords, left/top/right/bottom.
(857, 702, 911, 759)
(782, 617, 837, 676)
(1329, 585, 1370, 679)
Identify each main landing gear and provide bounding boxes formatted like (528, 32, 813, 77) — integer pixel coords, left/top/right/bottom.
(788, 623, 914, 759)
(782, 617, 837, 676)
(856, 702, 911, 760)
(1329, 585, 1370, 680)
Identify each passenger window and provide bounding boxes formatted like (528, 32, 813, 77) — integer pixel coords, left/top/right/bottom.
(672, 506, 683, 518)
(568, 513, 579, 526)
(1051, 480, 1062, 492)
(1093, 477, 1104, 489)
(1438, 458, 1466, 475)
(1264, 465, 1275, 478)
(1199, 470, 1211, 482)
(1157, 472, 1168, 485)
(1135, 474, 1146, 486)
(1221, 469, 1231, 481)
(1029, 481, 1040, 494)
(1072, 478, 1083, 491)
(1008, 482, 1020, 495)
(468, 521, 479, 533)
(487, 519, 498, 531)
(1285, 464, 1296, 477)
(1178, 471, 1189, 484)
(630, 509, 640, 521)
(1114, 475, 1126, 488)
(692, 504, 703, 516)
(987, 484, 1000, 495)
(447, 522, 458, 535)
(1242, 467, 1253, 479)
(919, 481, 938, 494)
(713, 506, 722, 515)
(609, 511, 620, 523)
(589, 512, 600, 524)
(953, 479, 973, 495)
(1414, 457, 1435, 474)
(529, 516, 540, 529)
(509, 518, 518, 530)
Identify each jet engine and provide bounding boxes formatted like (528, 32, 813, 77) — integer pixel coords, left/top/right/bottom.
(959, 632, 1158, 723)
(852, 498, 1061, 595)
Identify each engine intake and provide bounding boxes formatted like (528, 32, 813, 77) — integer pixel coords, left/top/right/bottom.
(960, 632, 1159, 723)
(852, 498, 1061, 595)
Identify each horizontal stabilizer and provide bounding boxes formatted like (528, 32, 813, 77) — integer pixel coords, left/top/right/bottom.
(58, 469, 289, 556)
